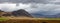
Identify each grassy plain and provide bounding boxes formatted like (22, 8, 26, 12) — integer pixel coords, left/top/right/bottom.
(0, 17, 60, 23)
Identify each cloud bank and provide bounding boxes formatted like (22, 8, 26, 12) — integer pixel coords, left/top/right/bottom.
(0, 0, 60, 17)
(0, 2, 60, 15)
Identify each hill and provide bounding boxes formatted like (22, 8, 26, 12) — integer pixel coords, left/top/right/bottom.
(0, 9, 33, 18)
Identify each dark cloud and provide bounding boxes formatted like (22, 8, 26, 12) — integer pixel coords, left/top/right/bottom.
(1, 0, 60, 4)
(0, 0, 49, 4)
(0, 0, 60, 18)
(0, 0, 60, 4)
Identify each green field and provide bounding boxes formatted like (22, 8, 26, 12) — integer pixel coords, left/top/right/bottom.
(42, 18, 60, 20)
(0, 17, 9, 21)
(0, 17, 60, 23)
(0, 17, 60, 21)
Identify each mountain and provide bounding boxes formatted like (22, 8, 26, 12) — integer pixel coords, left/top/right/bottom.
(0, 10, 12, 17)
(12, 9, 33, 18)
(1, 9, 60, 18)
(0, 9, 33, 18)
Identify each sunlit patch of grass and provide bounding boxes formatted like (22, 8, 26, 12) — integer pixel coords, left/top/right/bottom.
(45, 18, 60, 20)
(0, 17, 9, 21)
(37, 18, 60, 20)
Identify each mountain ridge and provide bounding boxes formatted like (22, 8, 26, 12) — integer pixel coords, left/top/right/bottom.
(0, 9, 33, 18)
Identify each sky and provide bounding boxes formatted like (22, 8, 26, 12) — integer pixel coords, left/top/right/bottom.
(0, 0, 60, 17)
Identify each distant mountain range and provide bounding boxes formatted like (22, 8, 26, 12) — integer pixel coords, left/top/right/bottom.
(31, 13, 60, 18)
(0, 9, 60, 18)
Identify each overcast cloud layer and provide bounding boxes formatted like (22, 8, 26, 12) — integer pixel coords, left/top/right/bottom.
(0, 0, 60, 17)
